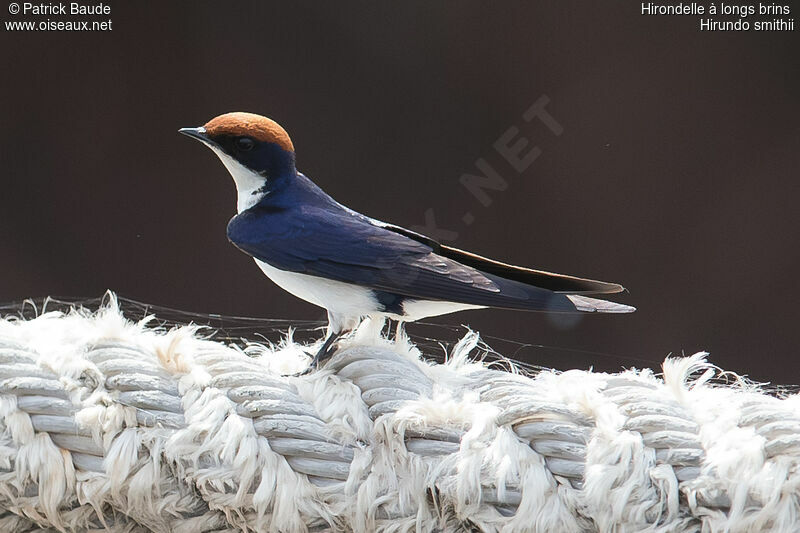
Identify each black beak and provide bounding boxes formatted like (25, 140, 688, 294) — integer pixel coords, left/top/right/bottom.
(179, 127, 211, 143)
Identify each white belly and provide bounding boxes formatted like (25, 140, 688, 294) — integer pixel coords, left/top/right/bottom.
(255, 260, 487, 331)
(255, 260, 379, 331)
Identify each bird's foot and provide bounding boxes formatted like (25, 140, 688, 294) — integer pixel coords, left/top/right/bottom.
(291, 331, 342, 376)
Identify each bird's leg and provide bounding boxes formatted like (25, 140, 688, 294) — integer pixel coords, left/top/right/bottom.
(311, 330, 341, 367)
(295, 313, 357, 375)
(296, 330, 342, 375)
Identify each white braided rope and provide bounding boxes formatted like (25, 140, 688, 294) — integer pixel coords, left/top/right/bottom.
(1, 297, 799, 532)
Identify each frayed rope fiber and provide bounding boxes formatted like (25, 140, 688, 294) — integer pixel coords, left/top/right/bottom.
(1, 295, 800, 532)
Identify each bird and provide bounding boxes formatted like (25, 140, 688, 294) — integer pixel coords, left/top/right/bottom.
(180, 112, 634, 370)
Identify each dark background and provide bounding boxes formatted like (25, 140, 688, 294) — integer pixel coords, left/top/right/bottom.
(1, 2, 797, 381)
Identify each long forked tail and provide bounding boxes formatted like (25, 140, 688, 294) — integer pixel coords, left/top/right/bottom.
(567, 294, 636, 313)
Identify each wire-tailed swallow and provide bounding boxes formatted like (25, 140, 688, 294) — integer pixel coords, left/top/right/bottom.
(180, 112, 634, 368)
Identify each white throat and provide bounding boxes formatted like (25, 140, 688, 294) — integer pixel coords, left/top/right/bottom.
(208, 146, 268, 213)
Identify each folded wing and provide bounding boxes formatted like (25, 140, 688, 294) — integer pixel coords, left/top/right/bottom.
(227, 206, 634, 314)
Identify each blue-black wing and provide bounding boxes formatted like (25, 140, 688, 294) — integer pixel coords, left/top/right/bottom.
(227, 205, 616, 312)
(373, 222, 625, 295)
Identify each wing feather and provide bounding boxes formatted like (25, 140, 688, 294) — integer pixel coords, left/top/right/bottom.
(376, 222, 625, 295)
(227, 206, 627, 313)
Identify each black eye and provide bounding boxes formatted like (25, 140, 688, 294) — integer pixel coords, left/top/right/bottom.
(235, 136, 255, 152)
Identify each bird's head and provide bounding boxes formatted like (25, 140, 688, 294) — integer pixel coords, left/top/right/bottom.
(180, 112, 296, 212)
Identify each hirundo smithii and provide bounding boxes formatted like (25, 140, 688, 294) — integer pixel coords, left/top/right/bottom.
(180, 112, 634, 369)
